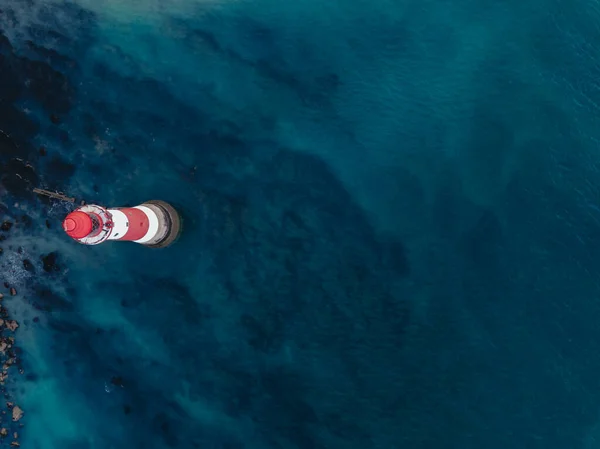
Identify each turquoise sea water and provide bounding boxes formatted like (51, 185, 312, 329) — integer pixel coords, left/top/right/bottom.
(3, 0, 600, 448)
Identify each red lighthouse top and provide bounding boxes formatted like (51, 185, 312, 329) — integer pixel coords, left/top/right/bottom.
(63, 211, 93, 239)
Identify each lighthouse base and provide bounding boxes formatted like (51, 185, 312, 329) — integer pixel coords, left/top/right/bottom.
(139, 200, 181, 248)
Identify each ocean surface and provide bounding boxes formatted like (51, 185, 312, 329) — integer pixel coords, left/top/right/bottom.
(1, 0, 600, 448)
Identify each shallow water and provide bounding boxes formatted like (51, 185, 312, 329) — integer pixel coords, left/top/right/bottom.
(2, 0, 600, 448)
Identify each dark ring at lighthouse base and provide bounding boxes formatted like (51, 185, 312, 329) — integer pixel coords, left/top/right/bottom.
(140, 200, 182, 248)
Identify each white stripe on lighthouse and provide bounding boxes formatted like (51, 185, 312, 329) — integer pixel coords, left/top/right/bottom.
(107, 209, 129, 240)
(133, 206, 159, 243)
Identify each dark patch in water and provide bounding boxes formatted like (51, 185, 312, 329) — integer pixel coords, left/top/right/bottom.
(22, 259, 34, 272)
(33, 287, 73, 312)
(43, 156, 76, 187)
(1, 158, 38, 199)
(41, 252, 60, 273)
(19, 57, 73, 113)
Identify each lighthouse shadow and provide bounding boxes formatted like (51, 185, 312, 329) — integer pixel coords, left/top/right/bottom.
(160, 199, 200, 251)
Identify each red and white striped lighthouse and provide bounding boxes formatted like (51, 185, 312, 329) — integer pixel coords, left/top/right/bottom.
(62, 200, 181, 248)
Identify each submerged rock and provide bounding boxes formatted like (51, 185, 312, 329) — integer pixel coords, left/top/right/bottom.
(110, 376, 124, 388)
(16, 215, 31, 229)
(22, 260, 33, 272)
(41, 252, 59, 272)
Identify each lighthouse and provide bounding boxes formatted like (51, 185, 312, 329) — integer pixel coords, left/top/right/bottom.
(62, 200, 181, 248)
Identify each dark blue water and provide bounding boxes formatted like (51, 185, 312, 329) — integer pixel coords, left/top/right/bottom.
(1, 0, 600, 448)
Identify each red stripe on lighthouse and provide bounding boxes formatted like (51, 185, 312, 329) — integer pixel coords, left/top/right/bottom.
(120, 207, 150, 241)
